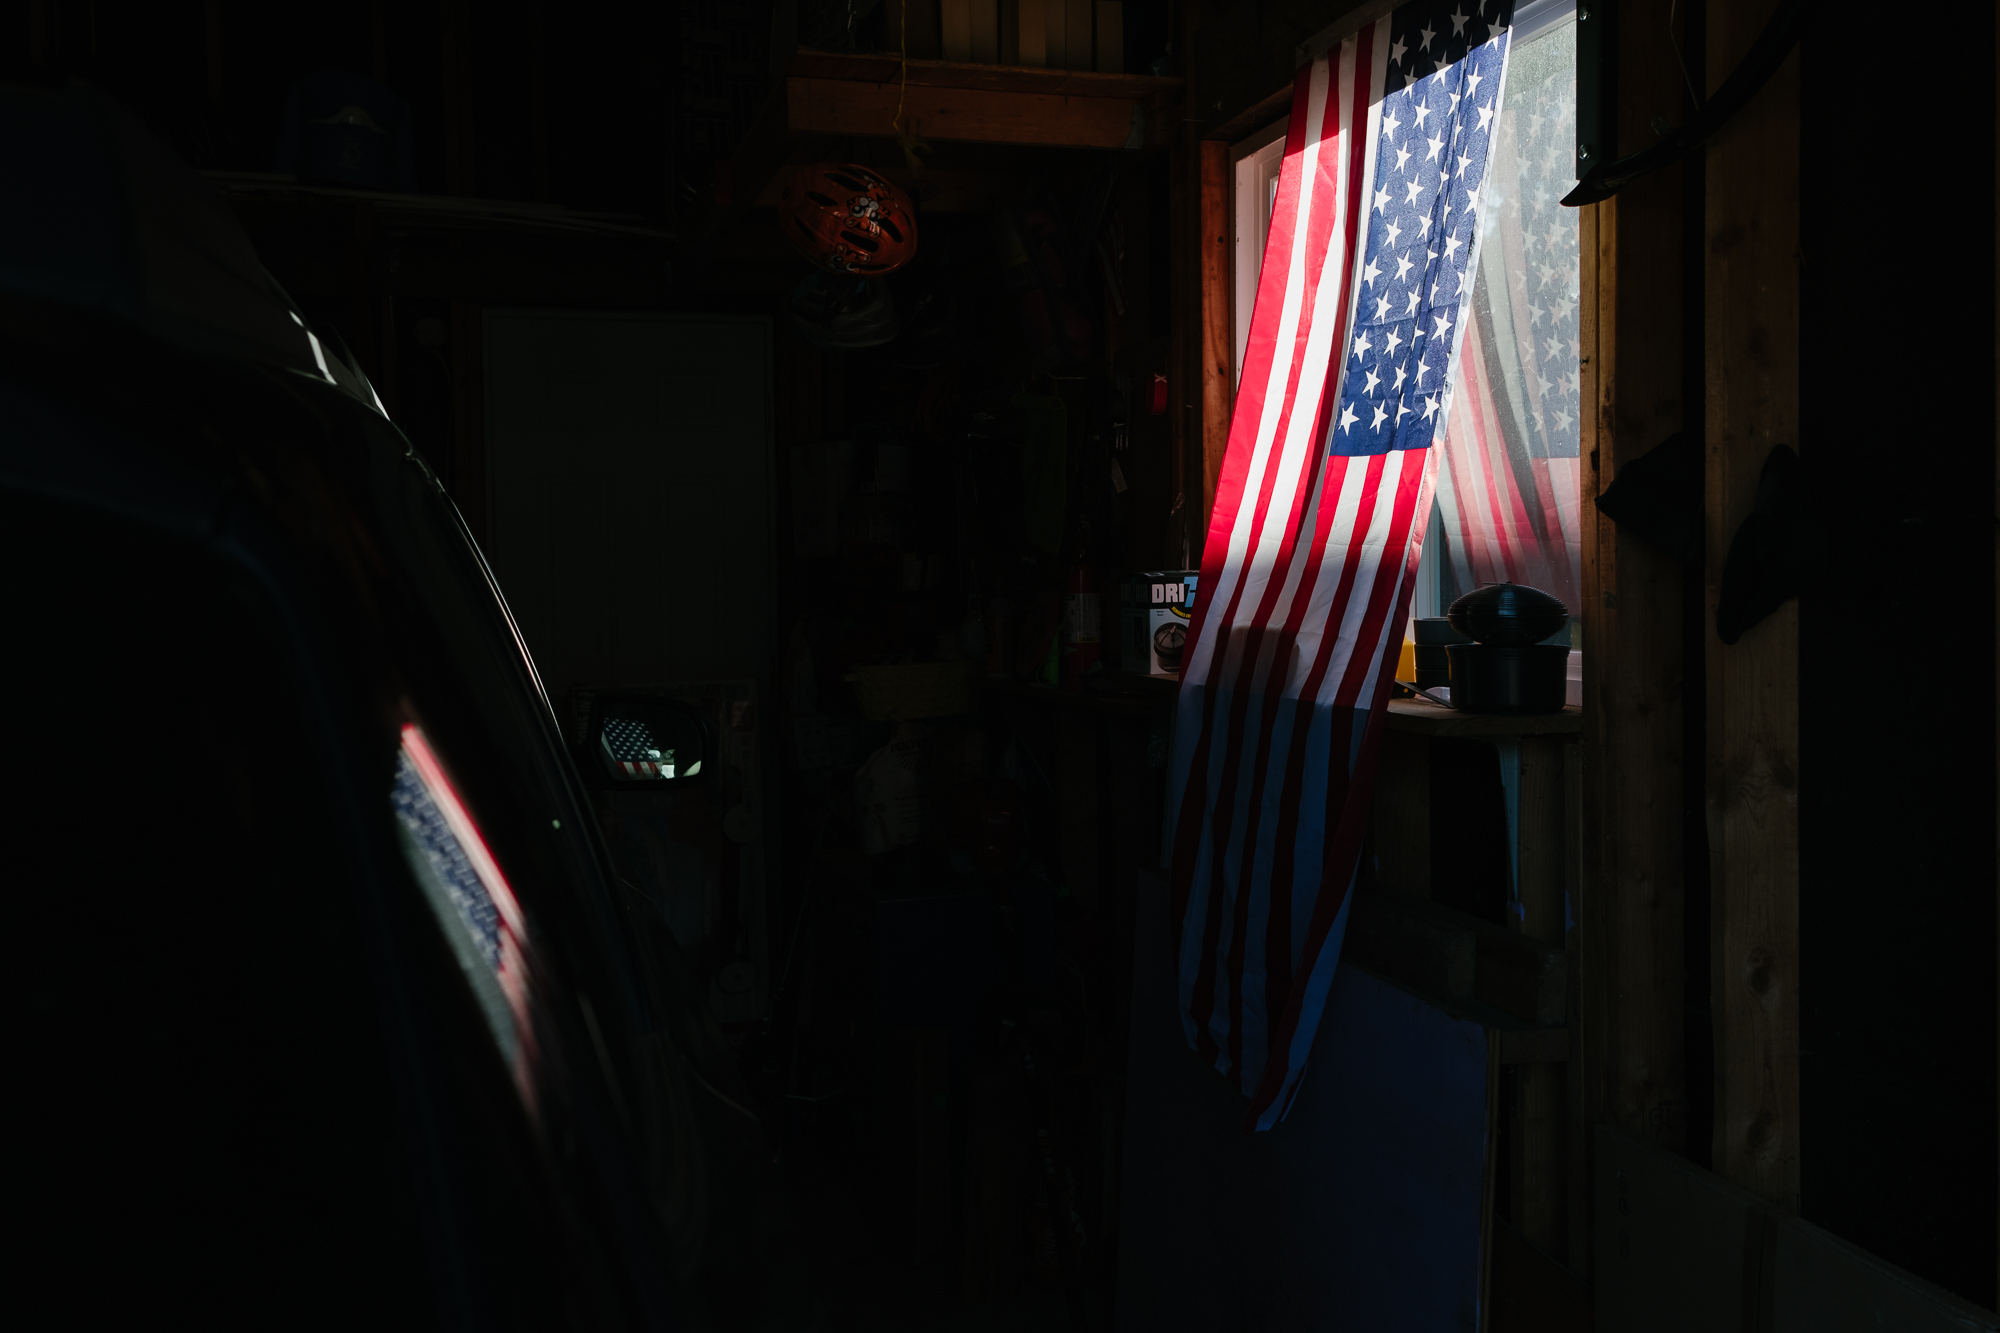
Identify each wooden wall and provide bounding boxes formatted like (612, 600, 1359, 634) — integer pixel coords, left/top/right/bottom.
(1703, 0, 1800, 1212)
(1575, 0, 1697, 1266)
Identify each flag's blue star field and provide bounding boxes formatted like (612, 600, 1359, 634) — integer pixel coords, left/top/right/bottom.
(1329, 0, 1512, 457)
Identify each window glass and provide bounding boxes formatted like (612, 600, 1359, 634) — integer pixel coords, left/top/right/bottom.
(1232, 121, 1289, 388)
(1228, 13, 1582, 627)
(1430, 1, 1582, 619)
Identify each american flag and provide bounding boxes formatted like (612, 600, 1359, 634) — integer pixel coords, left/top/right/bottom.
(1166, 0, 1513, 1130)
(1433, 18, 1582, 613)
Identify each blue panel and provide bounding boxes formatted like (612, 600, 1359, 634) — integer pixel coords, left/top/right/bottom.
(1117, 873, 1490, 1332)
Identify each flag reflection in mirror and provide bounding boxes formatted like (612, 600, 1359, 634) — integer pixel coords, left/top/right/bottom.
(392, 722, 539, 1111)
(596, 703, 703, 782)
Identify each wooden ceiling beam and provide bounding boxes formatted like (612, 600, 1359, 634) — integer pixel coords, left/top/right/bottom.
(787, 74, 1139, 150)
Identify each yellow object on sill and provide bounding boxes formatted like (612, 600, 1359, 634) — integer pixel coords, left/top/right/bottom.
(1396, 639, 1417, 684)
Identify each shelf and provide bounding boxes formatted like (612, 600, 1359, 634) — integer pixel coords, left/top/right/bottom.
(785, 48, 1182, 104)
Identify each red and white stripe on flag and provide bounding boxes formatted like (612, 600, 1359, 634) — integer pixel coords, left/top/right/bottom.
(1165, 1, 1512, 1130)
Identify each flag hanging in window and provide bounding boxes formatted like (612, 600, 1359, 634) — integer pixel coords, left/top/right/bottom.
(1433, 15, 1583, 618)
(1167, 0, 1515, 1130)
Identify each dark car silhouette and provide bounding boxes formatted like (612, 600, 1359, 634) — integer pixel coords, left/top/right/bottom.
(2, 83, 793, 1331)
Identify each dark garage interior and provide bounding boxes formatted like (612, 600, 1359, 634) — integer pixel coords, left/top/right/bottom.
(5, 1, 2000, 1329)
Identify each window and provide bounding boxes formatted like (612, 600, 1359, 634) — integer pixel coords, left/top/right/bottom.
(1226, 3, 1584, 636)
(1421, 0, 1582, 622)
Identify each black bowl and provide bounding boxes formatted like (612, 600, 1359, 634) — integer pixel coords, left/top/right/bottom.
(1446, 582, 1569, 647)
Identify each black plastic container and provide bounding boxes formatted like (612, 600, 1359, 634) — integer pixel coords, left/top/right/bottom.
(1446, 582, 1569, 647)
(1446, 643, 1569, 714)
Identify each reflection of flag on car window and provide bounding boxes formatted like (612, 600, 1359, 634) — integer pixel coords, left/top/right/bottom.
(392, 723, 540, 1110)
(1166, 0, 1512, 1130)
(600, 715, 673, 779)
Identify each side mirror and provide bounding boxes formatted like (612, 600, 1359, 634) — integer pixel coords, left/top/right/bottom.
(585, 695, 710, 785)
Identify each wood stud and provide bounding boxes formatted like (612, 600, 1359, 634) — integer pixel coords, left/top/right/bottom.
(1704, 0, 1801, 1211)
(1577, 11, 1694, 1282)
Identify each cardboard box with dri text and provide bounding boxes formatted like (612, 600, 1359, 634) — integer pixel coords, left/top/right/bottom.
(1121, 571, 1198, 676)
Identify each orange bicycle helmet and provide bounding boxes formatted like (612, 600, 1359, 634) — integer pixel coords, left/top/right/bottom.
(778, 163, 920, 275)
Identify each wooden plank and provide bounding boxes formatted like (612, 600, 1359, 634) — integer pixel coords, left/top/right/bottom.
(1206, 80, 1294, 146)
(1175, 0, 1206, 563)
(940, 0, 972, 61)
(1515, 1061, 1566, 1254)
(1095, 1, 1123, 73)
(1169, 76, 1191, 564)
(1351, 887, 1566, 1028)
(1564, 738, 1588, 1271)
(884, 0, 941, 59)
(1705, 0, 1801, 1210)
(1475, 930, 1567, 1029)
(1017, 0, 1046, 66)
(1500, 1027, 1571, 1066)
(1347, 887, 1476, 1000)
(969, 0, 999, 63)
(1574, 8, 1692, 1282)
(1066, 0, 1092, 72)
(1514, 734, 1570, 1257)
(784, 47, 1178, 96)
(1199, 139, 1230, 524)
(1517, 735, 1567, 946)
(786, 75, 1136, 149)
